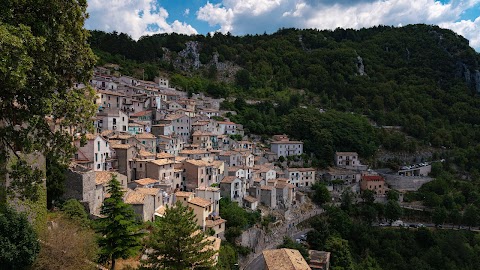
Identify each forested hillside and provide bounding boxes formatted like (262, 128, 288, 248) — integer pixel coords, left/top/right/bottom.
(89, 24, 480, 169)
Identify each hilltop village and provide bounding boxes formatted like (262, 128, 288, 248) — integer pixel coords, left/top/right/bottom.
(51, 66, 434, 268)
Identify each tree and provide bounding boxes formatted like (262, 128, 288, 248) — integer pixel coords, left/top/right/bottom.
(312, 182, 331, 205)
(96, 175, 143, 270)
(361, 189, 376, 205)
(141, 201, 217, 269)
(462, 204, 479, 229)
(0, 206, 40, 269)
(385, 200, 403, 222)
(387, 190, 400, 202)
(217, 242, 238, 270)
(278, 236, 309, 260)
(325, 236, 355, 270)
(0, 0, 96, 202)
(432, 207, 447, 227)
(341, 190, 354, 213)
(62, 199, 89, 226)
(46, 152, 68, 208)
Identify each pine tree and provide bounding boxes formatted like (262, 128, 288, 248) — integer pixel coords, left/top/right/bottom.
(141, 201, 217, 269)
(96, 175, 143, 270)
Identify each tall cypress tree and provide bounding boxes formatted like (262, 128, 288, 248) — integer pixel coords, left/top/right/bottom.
(141, 201, 217, 269)
(96, 175, 143, 270)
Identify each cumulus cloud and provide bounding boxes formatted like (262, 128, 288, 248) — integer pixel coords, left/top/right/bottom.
(440, 17, 480, 49)
(196, 0, 480, 50)
(86, 0, 197, 40)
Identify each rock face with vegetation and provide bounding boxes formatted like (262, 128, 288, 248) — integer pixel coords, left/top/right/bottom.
(90, 25, 480, 168)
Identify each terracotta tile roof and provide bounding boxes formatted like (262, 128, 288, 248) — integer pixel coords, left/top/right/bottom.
(196, 186, 220, 192)
(129, 122, 144, 127)
(131, 110, 152, 117)
(114, 134, 133, 140)
(124, 191, 148, 204)
(135, 132, 156, 139)
(243, 195, 258, 203)
(206, 218, 226, 228)
(101, 130, 116, 137)
(95, 172, 117, 185)
(262, 248, 310, 270)
(179, 149, 209, 155)
(111, 144, 133, 149)
(138, 150, 155, 157)
(164, 114, 186, 121)
(188, 197, 212, 208)
(134, 178, 158, 186)
(220, 176, 237, 183)
(135, 187, 161, 196)
(175, 191, 194, 197)
(362, 175, 384, 181)
(156, 152, 175, 159)
(149, 159, 174, 166)
(98, 90, 125, 97)
(261, 185, 274, 191)
(184, 159, 209, 167)
(217, 121, 235, 125)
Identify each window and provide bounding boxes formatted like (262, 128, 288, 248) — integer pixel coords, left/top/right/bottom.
(140, 163, 142, 168)
(97, 141, 100, 151)
(97, 164, 100, 169)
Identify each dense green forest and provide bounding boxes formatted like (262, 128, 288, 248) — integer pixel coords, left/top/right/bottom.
(89, 25, 480, 168)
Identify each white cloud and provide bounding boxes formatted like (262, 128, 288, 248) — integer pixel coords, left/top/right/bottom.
(184, 8, 190, 16)
(440, 17, 480, 49)
(196, 0, 480, 50)
(86, 0, 197, 40)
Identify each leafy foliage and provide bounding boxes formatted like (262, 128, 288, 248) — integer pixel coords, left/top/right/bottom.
(62, 199, 90, 227)
(0, 205, 40, 269)
(219, 198, 260, 243)
(141, 201, 217, 270)
(0, 0, 96, 202)
(96, 175, 143, 270)
(278, 236, 309, 261)
(311, 182, 331, 205)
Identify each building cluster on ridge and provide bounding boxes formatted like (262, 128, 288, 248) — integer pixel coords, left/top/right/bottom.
(61, 67, 317, 242)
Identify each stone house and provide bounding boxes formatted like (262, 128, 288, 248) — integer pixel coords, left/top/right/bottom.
(286, 168, 316, 188)
(64, 169, 127, 216)
(270, 136, 303, 158)
(360, 175, 386, 196)
(334, 152, 367, 170)
(124, 189, 155, 222)
(243, 195, 259, 211)
(219, 176, 245, 204)
(260, 185, 277, 209)
(95, 109, 129, 133)
(111, 144, 137, 181)
(135, 132, 157, 153)
(74, 134, 114, 171)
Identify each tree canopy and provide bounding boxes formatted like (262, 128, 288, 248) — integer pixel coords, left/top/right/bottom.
(96, 175, 143, 270)
(0, 0, 96, 202)
(141, 201, 217, 269)
(0, 206, 40, 269)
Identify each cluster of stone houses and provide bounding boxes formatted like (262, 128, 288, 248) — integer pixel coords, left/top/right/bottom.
(323, 152, 386, 196)
(63, 67, 315, 240)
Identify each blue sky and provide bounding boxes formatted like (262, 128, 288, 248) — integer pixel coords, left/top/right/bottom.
(85, 0, 480, 51)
